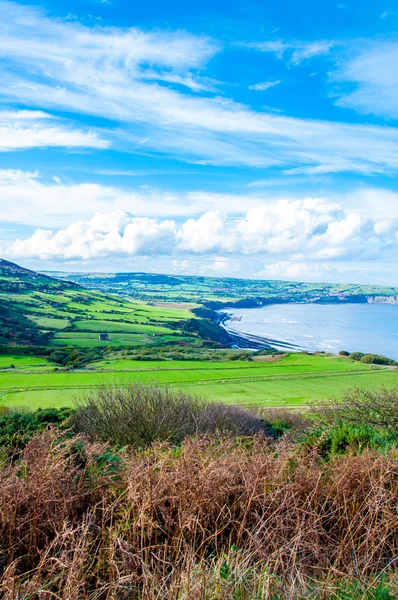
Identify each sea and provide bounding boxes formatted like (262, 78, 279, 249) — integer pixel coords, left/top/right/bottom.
(221, 303, 398, 360)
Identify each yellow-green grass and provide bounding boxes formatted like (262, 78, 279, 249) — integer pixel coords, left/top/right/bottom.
(0, 356, 51, 369)
(28, 316, 70, 330)
(34, 291, 71, 304)
(51, 335, 148, 348)
(1, 289, 194, 353)
(1, 353, 397, 410)
(92, 354, 371, 373)
(73, 320, 176, 334)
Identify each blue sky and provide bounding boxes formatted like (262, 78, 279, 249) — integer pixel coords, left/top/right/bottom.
(1, 0, 398, 285)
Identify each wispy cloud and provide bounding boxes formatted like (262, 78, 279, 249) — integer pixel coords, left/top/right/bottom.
(249, 80, 281, 91)
(334, 41, 398, 120)
(289, 41, 333, 65)
(0, 2, 397, 175)
(246, 39, 333, 65)
(380, 11, 398, 19)
(0, 110, 109, 151)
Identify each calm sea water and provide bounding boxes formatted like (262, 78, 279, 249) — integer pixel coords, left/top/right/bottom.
(222, 303, 398, 360)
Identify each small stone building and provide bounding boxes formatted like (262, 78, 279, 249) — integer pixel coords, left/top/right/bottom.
(99, 333, 109, 341)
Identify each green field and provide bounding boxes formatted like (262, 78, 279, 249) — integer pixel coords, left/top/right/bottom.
(1, 353, 397, 409)
(0, 260, 199, 349)
(0, 355, 52, 370)
(2, 259, 398, 413)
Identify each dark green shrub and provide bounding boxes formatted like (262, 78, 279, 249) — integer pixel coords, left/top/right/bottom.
(0, 407, 75, 454)
(361, 353, 376, 364)
(303, 422, 396, 459)
(349, 352, 364, 361)
(316, 387, 398, 434)
(73, 384, 270, 448)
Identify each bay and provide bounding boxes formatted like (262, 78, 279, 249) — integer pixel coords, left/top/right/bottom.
(221, 303, 398, 360)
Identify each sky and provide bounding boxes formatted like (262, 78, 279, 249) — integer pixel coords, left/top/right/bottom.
(0, 0, 398, 285)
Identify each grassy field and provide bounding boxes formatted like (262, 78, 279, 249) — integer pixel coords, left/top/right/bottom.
(1, 353, 397, 409)
(1, 263, 198, 348)
(2, 260, 398, 412)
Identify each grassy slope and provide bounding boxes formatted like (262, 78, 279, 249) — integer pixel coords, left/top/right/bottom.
(1, 353, 397, 409)
(1, 260, 398, 411)
(0, 260, 196, 349)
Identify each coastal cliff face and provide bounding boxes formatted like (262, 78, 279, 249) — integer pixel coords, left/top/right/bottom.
(206, 294, 398, 312)
(367, 296, 398, 304)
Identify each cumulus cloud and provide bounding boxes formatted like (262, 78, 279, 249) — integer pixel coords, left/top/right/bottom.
(178, 212, 233, 253)
(0, 110, 108, 151)
(3, 169, 398, 234)
(4, 200, 396, 262)
(7, 211, 177, 260)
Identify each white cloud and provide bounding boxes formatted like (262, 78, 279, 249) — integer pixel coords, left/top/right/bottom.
(249, 80, 281, 91)
(334, 41, 398, 119)
(0, 169, 277, 227)
(380, 11, 398, 18)
(289, 41, 333, 65)
(4, 198, 396, 262)
(0, 110, 109, 151)
(248, 40, 289, 58)
(171, 256, 240, 276)
(258, 261, 373, 283)
(211, 256, 231, 273)
(7, 211, 177, 260)
(247, 39, 333, 65)
(0, 3, 397, 173)
(3, 169, 398, 234)
(178, 212, 233, 253)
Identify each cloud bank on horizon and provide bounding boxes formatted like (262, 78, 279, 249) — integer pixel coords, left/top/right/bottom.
(0, 0, 397, 284)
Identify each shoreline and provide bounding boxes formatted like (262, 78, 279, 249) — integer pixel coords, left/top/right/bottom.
(217, 303, 398, 359)
(218, 311, 301, 351)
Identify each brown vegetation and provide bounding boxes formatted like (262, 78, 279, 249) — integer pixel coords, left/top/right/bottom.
(1, 428, 397, 599)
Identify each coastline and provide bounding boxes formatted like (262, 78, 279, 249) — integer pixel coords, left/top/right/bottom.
(218, 310, 301, 351)
(217, 302, 398, 359)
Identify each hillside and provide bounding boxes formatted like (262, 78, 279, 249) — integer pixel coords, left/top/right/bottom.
(0, 259, 211, 352)
(0, 258, 77, 293)
(49, 269, 398, 306)
(2, 259, 398, 414)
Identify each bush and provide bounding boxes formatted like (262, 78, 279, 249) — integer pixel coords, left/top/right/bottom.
(255, 407, 311, 439)
(305, 423, 394, 459)
(363, 354, 396, 366)
(339, 350, 350, 356)
(361, 353, 376, 363)
(0, 407, 74, 454)
(73, 383, 269, 448)
(315, 387, 398, 434)
(349, 351, 364, 361)
(348, 352, 396, 366)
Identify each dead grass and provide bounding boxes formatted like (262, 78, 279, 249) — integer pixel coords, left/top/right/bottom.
(0, 430, 397, 598)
